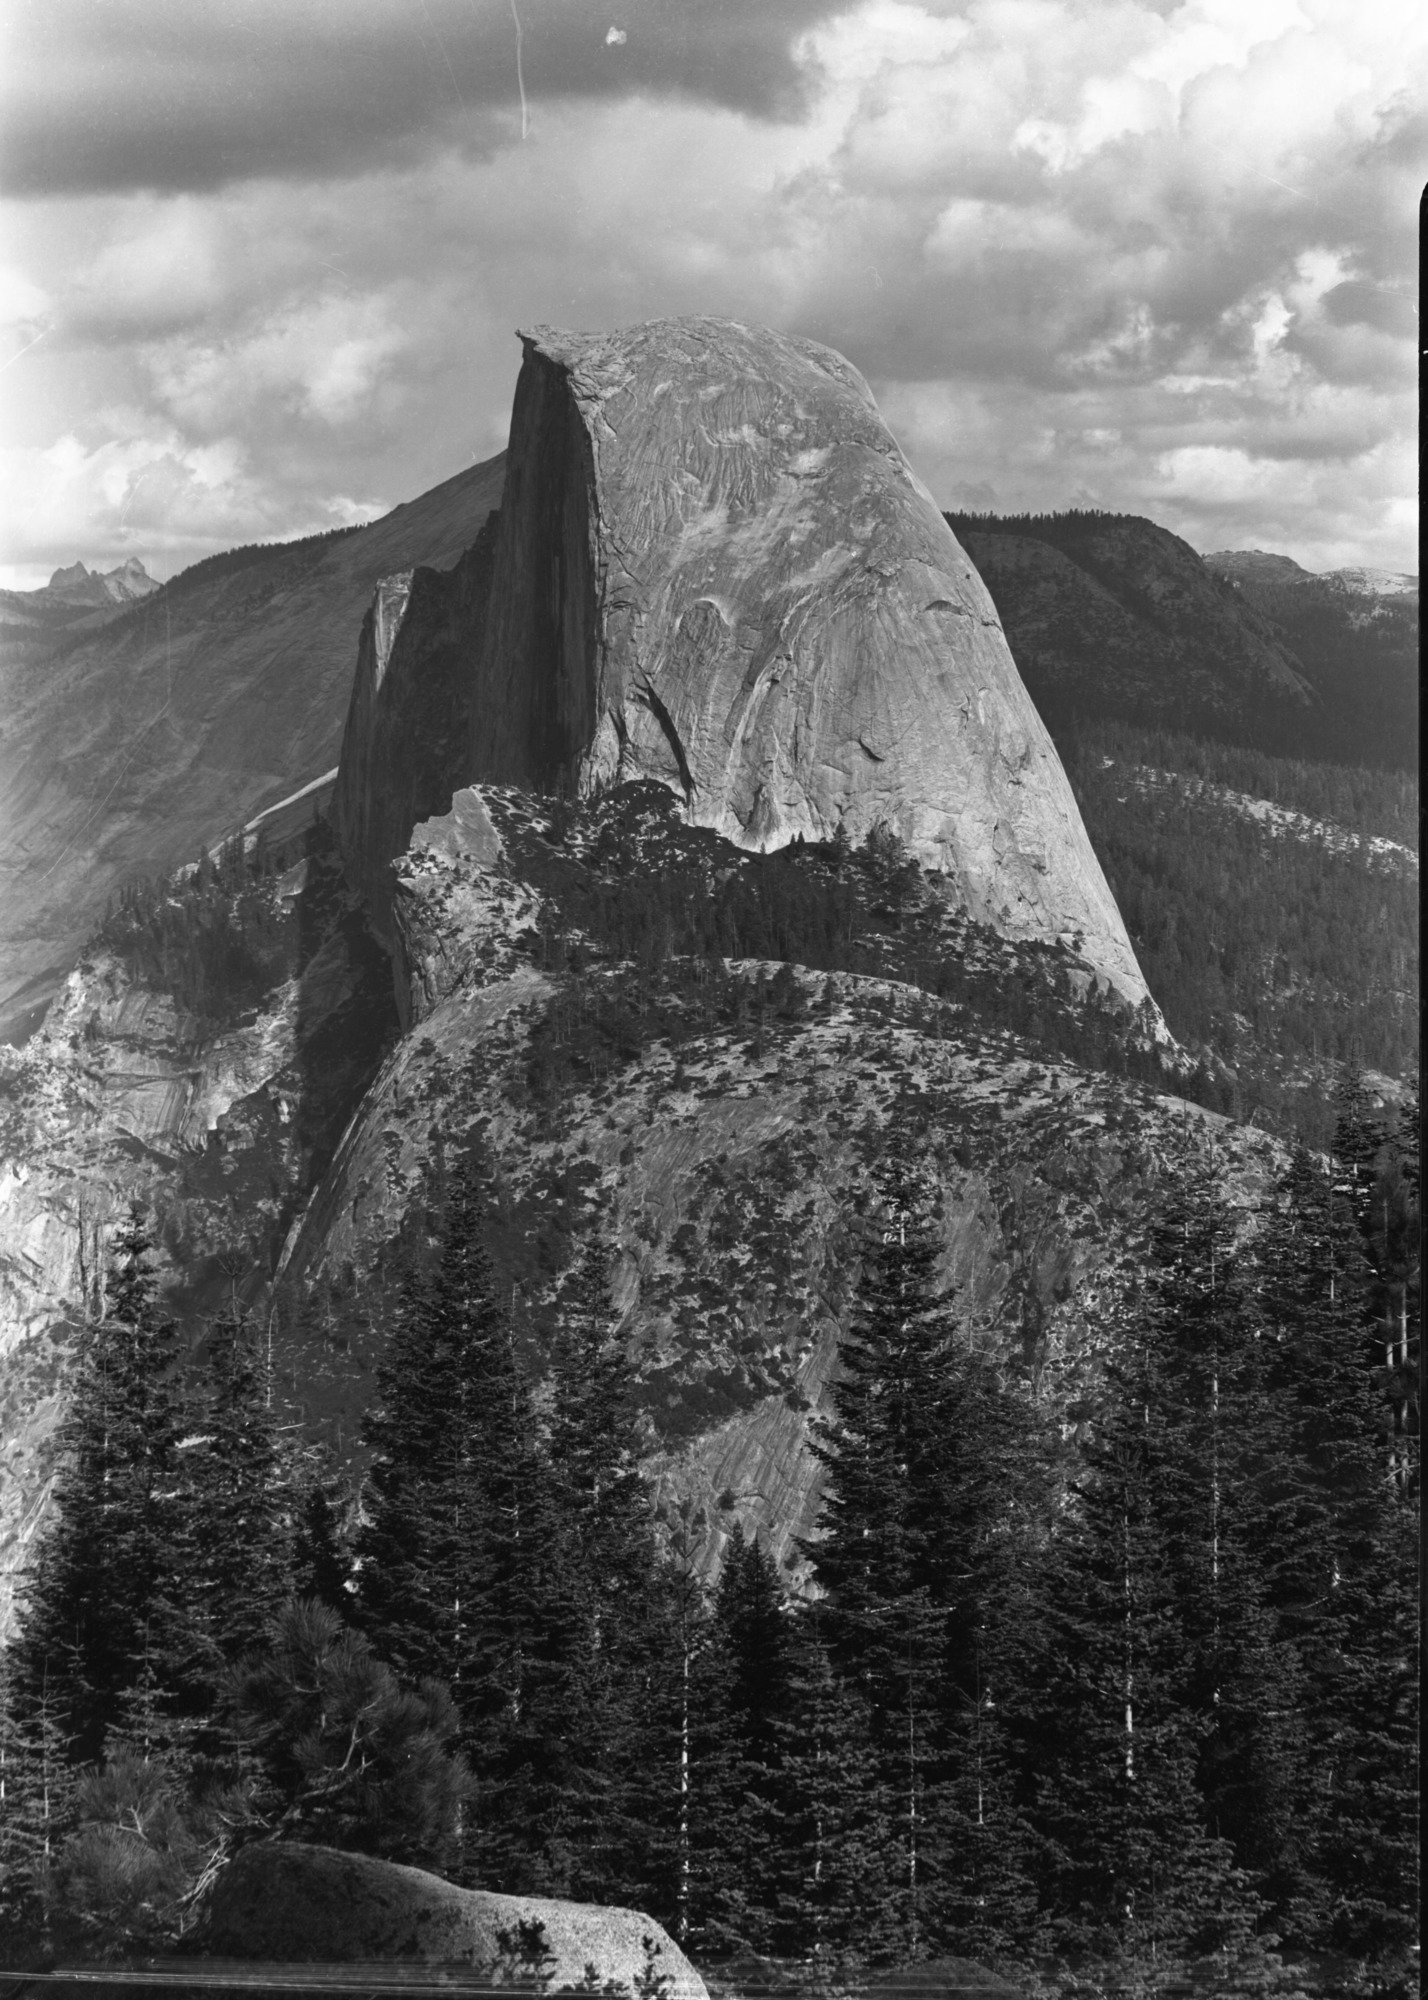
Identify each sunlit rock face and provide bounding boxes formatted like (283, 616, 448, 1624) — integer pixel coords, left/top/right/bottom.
(468, 316, 1148, 1004)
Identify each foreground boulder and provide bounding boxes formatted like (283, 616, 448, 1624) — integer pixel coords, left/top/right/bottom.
(463, 315, 1147, 1005)
(195, 1842, 708, 1999)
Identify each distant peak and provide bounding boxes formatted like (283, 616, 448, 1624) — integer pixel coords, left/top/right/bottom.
(47, 560, 92, 588)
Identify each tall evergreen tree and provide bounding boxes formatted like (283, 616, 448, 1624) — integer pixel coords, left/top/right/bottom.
(9, 1213, 187, 1767)
(1027, 1299, 1245, 1973)
(539, 1243, 668, 1905)
(695, 1525, 798, 1955)
(1144, 1175, 1317, 1934)
(802, 1148, 953, 1955)
(167, 1300, 296, 1751)
(0, 1650, 75, 1947)
(1255, 1149, 1420, 1956)
(772, 1602, 897, 1971)
(355, 1146, 569, 1893)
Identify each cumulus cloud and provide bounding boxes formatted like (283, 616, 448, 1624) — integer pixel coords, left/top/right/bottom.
(0, 0, 1420, 579)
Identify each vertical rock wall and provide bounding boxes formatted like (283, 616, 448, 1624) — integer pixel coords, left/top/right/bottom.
(331, 516, 500, 953)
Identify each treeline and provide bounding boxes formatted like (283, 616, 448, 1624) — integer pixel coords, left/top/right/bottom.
(2, 1095, 1417, 1991)
(145, 524, 364, 607)
(944, 508, 1130, 545)
(1060, 724, 1419, 1137)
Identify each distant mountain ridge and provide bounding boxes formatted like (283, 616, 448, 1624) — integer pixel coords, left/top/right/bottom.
(945, 510, 1313, 748)
(1199, 546, 1418, 768)
(947, 511, 1416, 770)
(40, 556, 160, 606)
(0, 459, 505, 1044)
(1205, 547, 1418, 605)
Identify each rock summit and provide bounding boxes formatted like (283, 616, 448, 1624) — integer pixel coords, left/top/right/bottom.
(463, 316, 1147, 1002)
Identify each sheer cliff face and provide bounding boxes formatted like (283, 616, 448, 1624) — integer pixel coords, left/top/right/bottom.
(468, 317, 1148, 1004)
(331, 517, 501, 959)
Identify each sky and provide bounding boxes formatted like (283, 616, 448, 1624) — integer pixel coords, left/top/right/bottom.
(0, 0, 1421, 588)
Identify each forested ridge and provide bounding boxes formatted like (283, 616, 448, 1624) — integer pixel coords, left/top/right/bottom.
(1057, 723, 1418, 1143)
(1, 1079, 1417, 1994)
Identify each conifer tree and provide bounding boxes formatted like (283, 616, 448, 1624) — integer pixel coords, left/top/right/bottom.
(772, 1604, 897, 1970)
(1025, 1259, 1248, 1975)
(696, 1526, 797, 1955)
(289, 1451, 353, 1616)
(1144, 1176, 1316, 1933)
(9, 1213, 187, 1768)
(223, 1597, 473, 1870)
(355, 1146, 568, 1892)
(637, 1495, 722, 1949)
(168, 1300, 296, 1749)
(0, 1651, 75, 1947)
(802, 1146, 958, 1955)
(539, 1244, 667, 1904)
(1255, 1150, 1420, 1955)
(917, 1345, 1049, 1967)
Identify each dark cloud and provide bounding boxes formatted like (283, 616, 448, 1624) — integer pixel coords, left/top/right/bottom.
(0, 0, 842, 197)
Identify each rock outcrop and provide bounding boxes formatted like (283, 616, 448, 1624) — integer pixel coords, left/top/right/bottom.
(453, 317, 1146, 1004)
(331, 515, 501, 959)
(196, 1842, 708, 1998)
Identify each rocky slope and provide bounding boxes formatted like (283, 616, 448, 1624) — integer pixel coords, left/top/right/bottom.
(0, 828, 395, 1634)
(272, 778, 1269, 1586)
(0, 457, 504, 1044)
(948, 511, 1313, 748)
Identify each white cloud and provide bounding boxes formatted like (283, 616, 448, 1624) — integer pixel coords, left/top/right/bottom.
(0, 414, 371, 581)
(148, 294, 409, 432)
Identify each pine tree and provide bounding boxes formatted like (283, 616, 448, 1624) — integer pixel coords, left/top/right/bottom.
(223, 1597, 473, 1870)
(772, 1603, 897, 1971)
(355, 1145, 569, 1892)
(909, 1332, 1051, 1968)
(801, 1147, 958, 1957)
(289, 1449, 353, 1615)
(0, 1651, 75, 1950)
(636, 1494, 722, 1950)
(1027, 1275, 1244, 1975)
(1255, 1149, 1420, 1957)
(166, 1300, 296, 1752)
(539, 1243, 668, 1905)
(696, 1525, 798, 1955)
(9, 1213, 187, 1768)
(1145, 1175, 1316, 1936)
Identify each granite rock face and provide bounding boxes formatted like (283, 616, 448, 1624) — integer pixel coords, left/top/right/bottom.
(197, 1841, 708, 1998)
(467, 317, 1147, 1003)
(332, 514, 501, 959)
